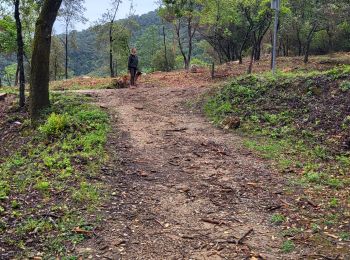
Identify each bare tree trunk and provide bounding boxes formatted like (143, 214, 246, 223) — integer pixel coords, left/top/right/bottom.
(109, 23, 115, 78)
(211, 62, 215, 79)
(304, 24, 317, 64)
(296, 28, 303, 56)
(15, 65, 19, 86)
(175, 20, 188, 70)
(14, 0, 25, 107)
(30, 0, 62, 120)
(248, 47, 255, 74)
(65, 24, 68, 79)
(162, 25, 169, 71)
(187, 18, 193, 70)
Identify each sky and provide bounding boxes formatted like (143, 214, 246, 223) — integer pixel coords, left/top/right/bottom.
(55, 0, 159, 33)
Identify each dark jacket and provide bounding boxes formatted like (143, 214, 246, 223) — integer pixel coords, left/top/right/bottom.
(128, 54, 138, 70)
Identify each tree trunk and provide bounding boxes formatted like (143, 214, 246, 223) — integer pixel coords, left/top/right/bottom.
(14, 0, 25, 107)
(30, 0, 62, 120)
(187, 19, 193, 69)
(304, 24, 317, 64)
(304, 40, 311, 64)
(15, 65, 19, 86)
(162, 25, 169, 71)
(65, 25, 68, 79)
(247, 47, 255, 74)
(109, 23, 115, 78)
(296, 29, 303, 56)
(211, 62, 215, 79)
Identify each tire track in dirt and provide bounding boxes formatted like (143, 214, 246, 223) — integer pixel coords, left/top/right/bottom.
(75, 82, 303, 259)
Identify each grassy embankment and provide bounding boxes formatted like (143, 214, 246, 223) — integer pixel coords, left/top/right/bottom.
(205, 65, 350, 254)
(0, 93, 110, 258)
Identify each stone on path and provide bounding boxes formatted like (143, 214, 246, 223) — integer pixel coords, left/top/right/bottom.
(0, 93, 7, 101)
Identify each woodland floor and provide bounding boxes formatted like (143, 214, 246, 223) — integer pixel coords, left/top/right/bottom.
(73, 58, 342, 259)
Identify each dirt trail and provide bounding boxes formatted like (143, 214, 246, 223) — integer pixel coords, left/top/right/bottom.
(76, 79, 301, 259)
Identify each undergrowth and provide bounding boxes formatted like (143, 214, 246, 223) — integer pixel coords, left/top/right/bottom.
(204, 65, 350, 255)
(0, 93, 109, 258)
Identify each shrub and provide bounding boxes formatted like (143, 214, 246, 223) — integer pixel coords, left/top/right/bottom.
(39, 113, 69, 137)
(152, 48, 175, 72)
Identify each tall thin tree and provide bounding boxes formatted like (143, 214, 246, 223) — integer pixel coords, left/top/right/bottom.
(103, 0, 122, 78)
(59, 0, 86, 79)
(13, 0, 25, 107)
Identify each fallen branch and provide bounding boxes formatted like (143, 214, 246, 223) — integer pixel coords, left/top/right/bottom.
(201, 218, 225, 226)
(237, 228, 254, 245)
(164, 127, 188, 132)
(266, 205, 282, 211)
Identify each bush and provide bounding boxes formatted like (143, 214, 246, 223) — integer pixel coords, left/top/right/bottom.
(152, 48, 175, 71)
(39, 113, 69, 137)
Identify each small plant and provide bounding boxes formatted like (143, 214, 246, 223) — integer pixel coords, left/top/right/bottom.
(326, 178, 344, 189)
(329, 197, 339, 208)
(304, 171, 322, 184)
(11, 200, 20, 209)
(0, 181, 10, 200)
(35, 181, 50, 192)
(39, 113, 69, 137)
(340, 81, 350, 92)
(281, 240, 295, 253)
(0, 206, 5, 214)
(271, 213, 286, 225)
(311, 223, 321, 233)
(340, 232, 350, 241)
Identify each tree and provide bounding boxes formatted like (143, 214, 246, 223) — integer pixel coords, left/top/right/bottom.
(59, 0, 86, 79)
(102, 0, 122, 78)
(14, 0, 25, 107)
(29, 0, 62, 120)
(160, 0, 199, 70)
(50, 35, 65, 81)
(136, 25, 160, 71)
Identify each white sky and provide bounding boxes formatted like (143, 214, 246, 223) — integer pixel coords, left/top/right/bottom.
(55, 0, 159, 33)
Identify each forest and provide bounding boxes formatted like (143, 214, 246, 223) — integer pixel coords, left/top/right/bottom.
(1, 0, 350, 83)
(0, 0, 350, 259)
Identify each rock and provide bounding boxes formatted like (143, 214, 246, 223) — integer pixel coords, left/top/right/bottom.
(221, 116, 241, 129)
(190, 65, 199, 73)
(0, 93, 7, 101)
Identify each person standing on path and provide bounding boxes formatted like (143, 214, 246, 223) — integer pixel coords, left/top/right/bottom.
(128, 48, 139, 87)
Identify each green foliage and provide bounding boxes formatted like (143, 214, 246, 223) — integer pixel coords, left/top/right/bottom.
(329, 197, 339, 208)
(35, 181, 50, 193)
(39, 113, 69, 137)
(0, 16, 16, 53)
(152, 47, 175, 71)
(340, 81, 350, 92)
(281, 240, 295, 253)
(271, 214, 286, 225)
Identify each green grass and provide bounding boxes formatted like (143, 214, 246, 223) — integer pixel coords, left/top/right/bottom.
(0, 93, 110, 257)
